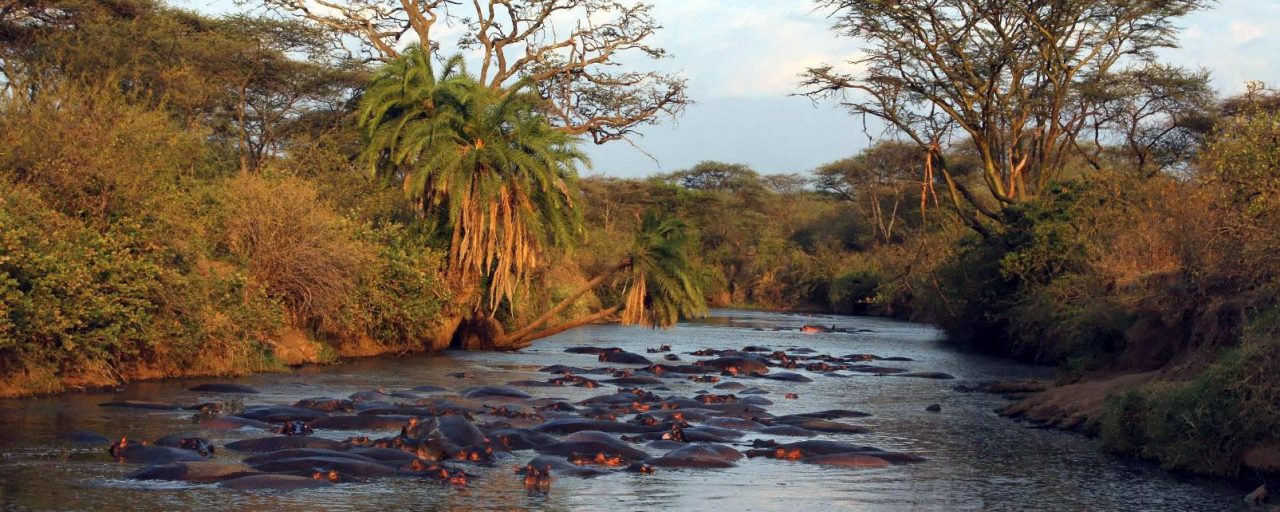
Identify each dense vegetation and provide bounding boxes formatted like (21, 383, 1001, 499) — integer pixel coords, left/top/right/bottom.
(0, 0, 1277, 479)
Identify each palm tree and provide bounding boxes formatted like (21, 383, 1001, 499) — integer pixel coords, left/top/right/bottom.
(493, 211, 708, 350)
(358, 47, 585, 313)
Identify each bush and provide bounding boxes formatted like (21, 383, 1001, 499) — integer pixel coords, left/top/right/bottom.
(828, 270, 880, 314)
(1099, 333, 1280, 475)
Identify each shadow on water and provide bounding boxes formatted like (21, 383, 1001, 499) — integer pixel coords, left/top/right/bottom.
(0, 310, 1244, 511)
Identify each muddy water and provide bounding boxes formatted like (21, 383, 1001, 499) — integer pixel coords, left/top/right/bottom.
(0, 310, 1242, 511)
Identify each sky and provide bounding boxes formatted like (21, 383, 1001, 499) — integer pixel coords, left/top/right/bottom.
(178, 0, 1280, 178)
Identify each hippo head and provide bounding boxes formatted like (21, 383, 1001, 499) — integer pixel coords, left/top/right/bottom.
(521, 464, 552, 491)
(569, 452, 627, 467)
(276, 420, 313, 436)
(662, 427, 688, 443)
(107, 437, 129, 458)
(626, 463, 655, 474)
(785, 393, 799, 399)
(311, 469, 340, 483)
(177, 437, 215, 457)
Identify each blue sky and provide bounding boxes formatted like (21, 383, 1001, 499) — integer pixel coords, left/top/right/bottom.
(178, 0, 1280, 177)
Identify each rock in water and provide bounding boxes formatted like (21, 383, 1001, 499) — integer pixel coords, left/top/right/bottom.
(926, 404, 942, 412)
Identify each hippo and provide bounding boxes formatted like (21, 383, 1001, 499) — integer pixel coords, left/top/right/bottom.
(534, 418, 658, 435)
(152, 434, 215, 457)
(225, 436, 343, 453)
(564, 347, 611, 354)
(488, 427, 560, 448)
(518, 455, 608, 479)
(461, 386, 533, 400)
(108, 438, 206, 464)
(598, 349, 652, 365)
(189, 383, 260, 394)
(60, 430, 110, 444)
(309, 415, 413, 431)
(802, 453, 891, 468)
(764, 372, 813, 383)
(239, 406, 328, 423)
(712, 382, 747, 391)
(250, 456, 398, 478)
(275, 420, 314, 436)
(98, 401, 183, 411)
(602, 376, 664, 386)
(293, 398, 356, 413)
(703, 417, 766, 431)
(757, 424, 819, 435)
(646, 345, 673, 353)
(745, 440, 922, 463)
(219, 474, 334, 491)
(848, 365, 908, 374)
(127, 462, 258, 482)
(436, 415, 490, 450)
(536, 432, 649, 461)
(349, 390, 396, 402)
(777, 419, 869, 434)
(507, 380, 559, 388)
(199, 416, 275, 431)
(739, 396, 774, 406)
(897, 372, 956, 380)
(694, 357, 769, 375)
(343, 447, 422, 465)
(651, 443, 742, 468)
(411, 385, 448, 393)
(358, 406, 435, 416)
(799, 324, 835, 333)
(242, 449, 377, 465)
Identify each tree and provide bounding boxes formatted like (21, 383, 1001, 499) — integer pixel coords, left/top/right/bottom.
(358, 47, 585, 313)
(258, 0, 688, 144)
(1080, 64, 1216, 178)
(816, 141, 925, 245)
(485, 210, 707, 349)
(802, 0, 1208, 234)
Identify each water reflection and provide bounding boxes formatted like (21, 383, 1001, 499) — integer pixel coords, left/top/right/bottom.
(0, 310, 1242, 511)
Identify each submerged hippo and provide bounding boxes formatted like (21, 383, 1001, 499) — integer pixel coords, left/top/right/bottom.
(108, 438, 206, 464)
(650, 443, 742, 468)
(535, 431, 650, 461)
(225, 436, 342, 453)
(694, 356, 769, 375)
(219, 474, 333, 491)
(189, 383, 260, 394)
(127, 462, 258, 483)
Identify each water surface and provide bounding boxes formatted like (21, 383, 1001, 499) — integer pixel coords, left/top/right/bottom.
(0, 310, 1240, 511)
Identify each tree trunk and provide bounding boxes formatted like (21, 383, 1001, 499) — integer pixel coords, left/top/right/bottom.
(498, 258, 630, 344)
(505, 305, 623, 349)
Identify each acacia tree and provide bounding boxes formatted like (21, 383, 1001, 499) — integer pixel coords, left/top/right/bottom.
(802, 0, 1207, 235)
(814, 141, 923, 245)
(257, 0, 687, 144)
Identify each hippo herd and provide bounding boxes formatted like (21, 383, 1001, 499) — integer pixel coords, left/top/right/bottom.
(89, 342, 957, 493)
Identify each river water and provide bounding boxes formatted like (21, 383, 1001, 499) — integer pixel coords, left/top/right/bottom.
(0, 310, 1243, 511)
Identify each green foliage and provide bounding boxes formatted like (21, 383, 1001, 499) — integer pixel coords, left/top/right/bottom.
(358, 48, 586, 309)
(1100, 334, 1280, 475)
(828, 271, 880, 315)
(620, 211, 708, 328)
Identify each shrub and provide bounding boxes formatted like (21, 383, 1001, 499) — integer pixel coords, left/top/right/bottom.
(1099, 333, 1280, 475)
(828, 270, 880, 315)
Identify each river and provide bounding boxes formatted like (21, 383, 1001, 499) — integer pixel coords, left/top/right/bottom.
(0, 310, 1243, 511)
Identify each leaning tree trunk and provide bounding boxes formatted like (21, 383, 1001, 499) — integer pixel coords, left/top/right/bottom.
(503, 305, 623, 349)
(496, 258, 630, 346)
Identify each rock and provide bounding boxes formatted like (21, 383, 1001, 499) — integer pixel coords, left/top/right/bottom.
(189, 383, 260, 394)
(926, 404, 942, 412)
